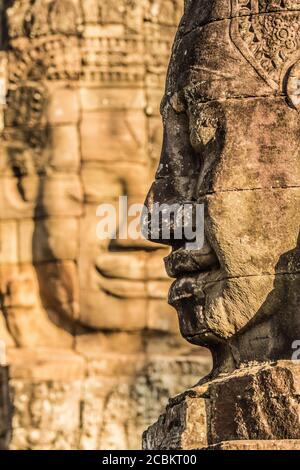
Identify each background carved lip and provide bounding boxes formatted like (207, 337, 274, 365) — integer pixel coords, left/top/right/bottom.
(96, 251, 170, 281)
(98, 276, 171, 300)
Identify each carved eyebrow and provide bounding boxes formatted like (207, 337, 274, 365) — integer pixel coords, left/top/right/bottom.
(190, 65, 236, 79)
(183, 85, 205, 105)
(180, 65, 237, 104)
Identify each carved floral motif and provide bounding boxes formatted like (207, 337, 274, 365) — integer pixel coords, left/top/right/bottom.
(232, 0, 300, 88)
(6, 0, 81, 39)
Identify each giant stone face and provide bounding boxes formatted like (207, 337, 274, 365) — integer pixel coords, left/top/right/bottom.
(0, 0, 216, 451)
(144, 0, 300, 370)
(0, 0, 183, 346)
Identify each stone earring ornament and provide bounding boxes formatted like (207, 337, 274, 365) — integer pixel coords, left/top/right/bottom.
(286, 61, 300, 111)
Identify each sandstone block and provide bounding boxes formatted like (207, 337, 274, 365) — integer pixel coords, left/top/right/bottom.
(38, 173, 83, 217)
(49, 125, 80, 171)
(0, 221, 18, 264)
(19, 217, 79, 263)
(7, 348, 85, 381)
(47, 88, 80, 125)
(35, 260, 80, 324)
(144, 362, 300, 449)
(96, 252, 146, 281)
(79, 88, 146, 112)
(206, 188, 300, 277)
(79, 290, 147, 331)
(75, 332, 144, 358)
(196, 98, 300, 194)
(80, 111, 147, 163)
(0, 176, 36, 220)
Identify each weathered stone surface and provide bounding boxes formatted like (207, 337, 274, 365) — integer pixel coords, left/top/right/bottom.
(81, 110, 147, 163)
(207, 362, 300, 443)
(49, 126, 81, 172)
(47, 88, 80, 125)
(0, 221, 18, 264)
(208, 440, 300, 450)
(7, 349, 85, 381)
(0, 0, 212, 450)
(143, 390, 207, 450)
(0, 313, 15, 348)
(144, 362, 300, 449)
(143, 0, 300, 451)
(19, 218, 80, 263)
(5, 349, 211, 450)
(0, 367, 12, 450)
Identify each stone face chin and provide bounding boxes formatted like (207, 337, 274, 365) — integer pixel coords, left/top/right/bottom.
(143, 0, 300, 450)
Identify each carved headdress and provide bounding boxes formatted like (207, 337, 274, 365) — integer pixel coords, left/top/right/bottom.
(177, 0, 300, 104)
(231, 0, 300, 90)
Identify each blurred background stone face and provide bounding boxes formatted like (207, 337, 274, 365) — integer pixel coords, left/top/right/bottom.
(0, 0, 211, 449)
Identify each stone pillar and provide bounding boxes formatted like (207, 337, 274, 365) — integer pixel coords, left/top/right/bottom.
(0, 1, 211, 449)
(143, 0, 300, 450)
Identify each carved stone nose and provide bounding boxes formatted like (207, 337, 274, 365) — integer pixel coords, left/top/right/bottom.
(141, 201, 189, 246)
(142, 168, 200, 245)
(142, 193, 204, 249)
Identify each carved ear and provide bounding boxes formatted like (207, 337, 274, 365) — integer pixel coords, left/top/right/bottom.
(286, 61, 300, 111)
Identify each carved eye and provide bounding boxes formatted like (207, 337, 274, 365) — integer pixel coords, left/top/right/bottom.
(190, 118, 218, 151)
(190, 110, 219, 153)
(189, 103, 226, 157)
(169, 92, 186, 114)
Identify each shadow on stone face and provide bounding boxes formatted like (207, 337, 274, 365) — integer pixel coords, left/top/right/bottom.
(0, 1, 13, 51)
(231, 229, 300, 365)
(0, 366, 12, 450)
(32, 174, 79, 338)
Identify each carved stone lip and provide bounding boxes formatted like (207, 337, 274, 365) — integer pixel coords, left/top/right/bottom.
(168, 273, 207, 306)
(164, 246, 219, 278)
(186, 330, 210, 343)
(168, 264, 222, 306)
